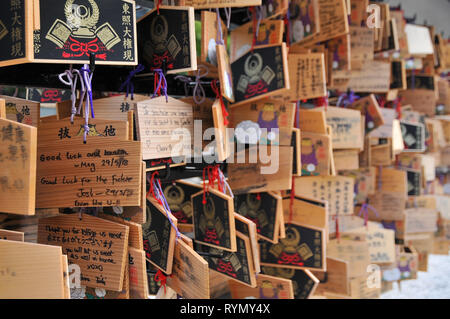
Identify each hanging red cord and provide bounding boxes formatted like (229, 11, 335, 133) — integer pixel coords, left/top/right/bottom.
(154, 269, 167, 294)
(256, 193, 261, 201)
(284, 14, 290, 49)
(211, 80, 229, 125)
(396, 97, 403, 120)
(156, 0, 162, 15)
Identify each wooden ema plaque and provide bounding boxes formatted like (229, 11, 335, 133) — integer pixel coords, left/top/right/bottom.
(259, 222, 326, 271)
(282, 195, 328, 231)
(228, 145, 293, 194)
(230, 20, 284, 62)
(261, 266, 319, 299)
(196, 231, 257, 288)
(234, 192, 280, 244)
(38, 118, 129, 144)
(231, 43, 289, 106)
(349, 94, 384, 134)
(399, 120, 426, 153)
(399, 89, 437, 117)
(300, 131, 331, 176)
(293, 176, 354, 216)
(0, 229, 24, 241)
(296, 0, 349, 46)
(328, 34, 351, 73)
(234, 212, 261, 273)
(136, 96, 193, 161)
(229, 273, 294, 299)
(298, 109, 327, 134)
(142, 198, 177, 274)
(94, 94, 149, 122)
(38, 213, 129, 291)
(312, 257, 350, 296)
(0, 240, 66, 299)
(217, 44, 235, 103)
(167, 238, 210, 299)
(339, 167, 376, 204)
(0, 95, 40, 127)
(36, 139, 142, 208)
(0, 117, 37, 215)
(288, 0, 320, 46)
(128, 247, 149, 299)
(284, 53, 327, 101)
(350, 26, 374, 69)
(161, 180, 202, 227)
(230, 99, 295, 146)
(200, 10, 227, 67)
(21, 0, 137, 66)
(212, 98, 231, 162)
(137, 6, 196, 74)
(192, 188, 236, 252)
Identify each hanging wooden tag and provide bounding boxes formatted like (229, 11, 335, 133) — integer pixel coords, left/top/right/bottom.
(312, 257, 350, 296)
(285, 53, 327, 101)
(282, 195, 328, 231)
(326, 236, 370, 278)
(339, 167, 376, 204)
(36, 139, 142, 208)
(93, 94, 149, 123)
(331, 60, 391, 93)
(0, 95, 39, 127)
(98, 212, 143, 250)
(234, 192, 280, 244)
(142, 198, 177, 274)
(234, 212, 260, 273)
(398, 89, 437, 117)
(259, 222, 326, 271)
(136, 96, 193, 161)
(228, 145, 293, 194)
(349, 26, 374, 69)
(292, 128, 301, 176)
(399, 120, 426, 153)
(404, 208, 438, 235)
(404, 24, 434, 56)
(390, 60, 407, 90)
(230, 19, 284, 62)
(294, 176, 354, 216)
(216, 44, 235, 103)
(83, 263, 130, 299)
(0, 118, 37, 215)
(128, 247, 149, 299)
(349, 94, 384, 134)
(349, 0, 368, 26)
(161, 180, 201, 230)
(0, 240, 66, 298)
(138, 6, 196, 74)
(288, 0, 320, 45)
(298, 109, 327, 134)
(38, 213, 129, 291)
(191, 188, 236, 252)
(333, 150, 359, 171)
(230, 100, 295, 146)
(31, 0, 137, 65)
(382, 245, 418, 282)
(167, 238, 210, 299)
(0, 229, 24, 241)
(212, 98, 231, 162)
(300, 131, 330, 176)
(200, 11, 227, 67)
(261, 266, 319, 299)
(346, 225, 396, 264)
(231, 43, 289, 106)
(196, 231, 257, 288)
(314, 106, 363, 150)
(103, 162, 146, 224)
(260, 0, 289, 19)
(349, 273, 380, 299)
(299, 0, 349, 46)
(328, 34, 351, 73)
(38, 118, 129, 144)
(229, 273, 294, 299)
(403, 168, 422, 196)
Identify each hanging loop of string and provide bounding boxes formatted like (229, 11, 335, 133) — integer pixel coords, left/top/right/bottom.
(152, 69, 168, 102)
(148, 171, 181, 241)
(174, 65, 209, 105)
(80, 64, 94, 144)
(358, 201, 379, 227)
(119, 64, 145, 100)
(224, 7, 232, 28)
(58, 67, 84, 124)
(337, 90, 360, 107)
(211, 80, 229, 125)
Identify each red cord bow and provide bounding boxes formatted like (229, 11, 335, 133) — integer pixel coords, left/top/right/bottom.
(154, 269, 168, 294)
(211, 80, 229, 126)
